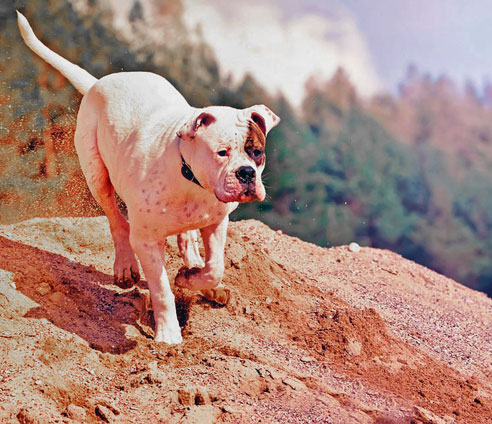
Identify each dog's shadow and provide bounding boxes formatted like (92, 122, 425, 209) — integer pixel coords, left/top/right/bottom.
(0, 235, 192, 354)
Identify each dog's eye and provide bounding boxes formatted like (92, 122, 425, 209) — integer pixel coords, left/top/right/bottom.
(217, 150, 228, 157)
(252, 149, 263, 158)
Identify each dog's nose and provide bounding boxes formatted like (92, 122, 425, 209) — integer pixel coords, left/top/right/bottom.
(235, 166, 256, 183)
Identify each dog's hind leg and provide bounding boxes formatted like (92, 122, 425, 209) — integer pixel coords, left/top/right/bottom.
(177, 230, 205, 268)
(74, 98, 140, 289)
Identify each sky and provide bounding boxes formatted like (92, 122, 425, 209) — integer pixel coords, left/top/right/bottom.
(341, 0, 492, 93)
(182, 0, 492, 106)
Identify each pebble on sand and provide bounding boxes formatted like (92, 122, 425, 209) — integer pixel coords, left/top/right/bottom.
(348, 242, 361, 253)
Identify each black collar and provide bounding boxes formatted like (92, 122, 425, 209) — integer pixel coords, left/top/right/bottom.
(181, 154, 203, 188)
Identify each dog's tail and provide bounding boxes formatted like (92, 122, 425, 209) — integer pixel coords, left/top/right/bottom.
(17, 11, 97, 95)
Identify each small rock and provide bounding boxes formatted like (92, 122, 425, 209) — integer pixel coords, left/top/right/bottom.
(276, 230, 283, 235)
(48, 291, 64, 305)
(256, 368, 268, 378)
(34, 380, 43, 386)
(346, 339, 362, 356)
(95, 405, 114, 423)
(183, 405, 221, 424)
(178, 388, 194, 406)
(300, 356, 316, 363)
(268, 368, 283, 380)
(16, 408, 42, 424)
(66, 404, 87, 422)
(283, 377, 306, 391)
(348, 242, 361, 253)
(221, 405, 242, 414)
(178, 386, 211, 406)
(243, 304, 251, 315)
(36, 282, 52, 296)
(413, 406, 451, 424)
(10, 282, 16, 290)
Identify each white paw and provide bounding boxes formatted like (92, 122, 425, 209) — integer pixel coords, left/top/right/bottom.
(154, 319, 182, 344)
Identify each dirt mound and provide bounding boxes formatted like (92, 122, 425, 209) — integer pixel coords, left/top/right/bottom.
(0, 218, 490, 423)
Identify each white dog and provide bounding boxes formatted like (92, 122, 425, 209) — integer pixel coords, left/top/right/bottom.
(17, 12, 279, 344)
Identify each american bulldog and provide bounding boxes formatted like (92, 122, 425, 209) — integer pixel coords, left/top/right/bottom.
(17, 12, 279, 344)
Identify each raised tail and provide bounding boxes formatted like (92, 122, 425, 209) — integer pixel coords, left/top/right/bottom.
(17, 11, 97, 95)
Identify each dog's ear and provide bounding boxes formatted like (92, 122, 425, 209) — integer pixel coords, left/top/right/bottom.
(245, 105, 280, 136)
(177, 112, 216, 141)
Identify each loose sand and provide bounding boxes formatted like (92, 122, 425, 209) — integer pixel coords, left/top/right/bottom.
(0, 217, 490, 423)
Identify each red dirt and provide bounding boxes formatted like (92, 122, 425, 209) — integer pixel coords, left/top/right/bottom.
(0, 217, 490, 423)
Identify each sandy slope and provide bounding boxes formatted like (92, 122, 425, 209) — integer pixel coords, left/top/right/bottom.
(0, 217, 490, 423)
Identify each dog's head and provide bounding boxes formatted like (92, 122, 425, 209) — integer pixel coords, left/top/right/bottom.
(177, 105, 280, 203)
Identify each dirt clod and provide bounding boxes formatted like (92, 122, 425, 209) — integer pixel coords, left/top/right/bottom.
(65, 404, 87, 422)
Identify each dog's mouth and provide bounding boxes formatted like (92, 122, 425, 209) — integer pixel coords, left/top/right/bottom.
(237, 187, 257, 203)
(215, 183, 264, 203)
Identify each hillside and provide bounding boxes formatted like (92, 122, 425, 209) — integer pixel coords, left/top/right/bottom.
(0, 217, 490, 423)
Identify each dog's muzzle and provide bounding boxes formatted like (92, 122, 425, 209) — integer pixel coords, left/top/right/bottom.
(234, 166, 261, 202)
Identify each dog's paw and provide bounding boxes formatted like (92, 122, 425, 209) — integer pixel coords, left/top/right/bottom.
(174, 266, 202, 289)
(114, 248, 140, 289)
(114, 265, 140, 289)
(201, 285, 231, 306)
(154, 320, 183, 344)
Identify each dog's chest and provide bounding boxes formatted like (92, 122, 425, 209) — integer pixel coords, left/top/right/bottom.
(133, 182, 232, 236)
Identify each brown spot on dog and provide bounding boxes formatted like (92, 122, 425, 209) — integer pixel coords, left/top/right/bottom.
(245, 121, 266, 166)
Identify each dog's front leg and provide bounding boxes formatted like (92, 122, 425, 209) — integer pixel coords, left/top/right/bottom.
(175, 216, 231, 305)
(130, 235, 182, 344)
(177, 230, 205, 268)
